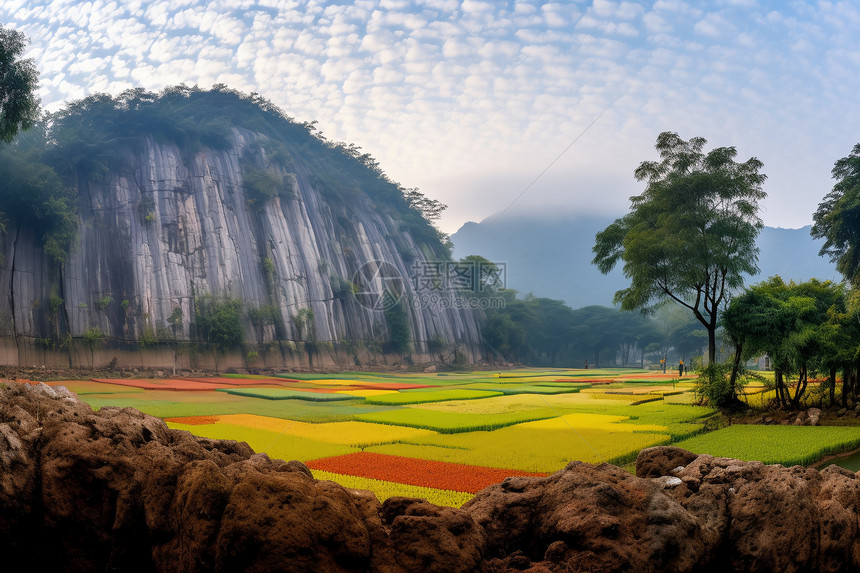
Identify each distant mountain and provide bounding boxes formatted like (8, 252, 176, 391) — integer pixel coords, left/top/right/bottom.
(451, 214, 840, 309)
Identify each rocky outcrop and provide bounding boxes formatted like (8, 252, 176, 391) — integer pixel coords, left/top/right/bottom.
(4, 383, 860, 572)
(0, 122, 483, 368)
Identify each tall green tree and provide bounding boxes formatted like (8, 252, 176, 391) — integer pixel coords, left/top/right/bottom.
(812, 143, 860, 286)
(592, 131, 767, 364)
(0, 26, 39, 142)
(723, 277, 845, 408)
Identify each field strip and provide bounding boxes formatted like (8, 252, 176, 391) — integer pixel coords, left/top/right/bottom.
(305, 452, 547, 493)
(311, 470, 475, 507)
(91, 378, 227, 391)
(217, 387, 360, 401)
(674, 425, 860, 466)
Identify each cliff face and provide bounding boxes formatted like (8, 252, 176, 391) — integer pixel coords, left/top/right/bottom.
(4, 382, 860, 573)
(0, 112, 483, 367)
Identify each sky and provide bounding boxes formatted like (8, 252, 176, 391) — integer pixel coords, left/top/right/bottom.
(4, 0, 860, 233)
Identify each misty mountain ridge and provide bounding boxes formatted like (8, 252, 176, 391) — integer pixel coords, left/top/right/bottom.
(451, 214, 840, 309)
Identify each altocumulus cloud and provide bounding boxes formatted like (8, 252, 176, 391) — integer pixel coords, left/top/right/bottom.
(4, 0, 860, 231)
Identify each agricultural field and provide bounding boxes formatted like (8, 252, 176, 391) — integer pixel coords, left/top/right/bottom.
(26, 367, 860, 508)
(674, 425, 860, 466)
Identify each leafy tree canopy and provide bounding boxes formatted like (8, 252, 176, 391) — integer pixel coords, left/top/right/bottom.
(593, 131, 767, 363)
(194, 295, 243, 352)
(0, 121, 76, 263)
(723, 277, 845, 408)
(812, 143, 860, 286)
(0, 26, 39, 142)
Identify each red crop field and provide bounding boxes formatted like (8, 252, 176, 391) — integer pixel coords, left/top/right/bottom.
(305, 452, 547, 493)
(179, 377, 284, 386)
(91, 378, 228, 391)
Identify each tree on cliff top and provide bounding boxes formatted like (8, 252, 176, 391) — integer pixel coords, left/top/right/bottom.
(592, 131, 767, 365)
(0, 25, 39, 143)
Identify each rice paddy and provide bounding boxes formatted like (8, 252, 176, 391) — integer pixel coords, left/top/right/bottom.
(36, 367, 855, 508)
(673, 425, 860, 466)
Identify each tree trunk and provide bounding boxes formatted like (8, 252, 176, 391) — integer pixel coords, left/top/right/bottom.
(829, 367, 837, 407)
(775, 370, 787, 408)
(791, 367, 807, 409)
(729, 342, 743, 401)
(850, 367, 856, 404)
(707, 324, 717, 366)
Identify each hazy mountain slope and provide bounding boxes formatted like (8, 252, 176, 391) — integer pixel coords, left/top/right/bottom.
(451, 214, 839, 309)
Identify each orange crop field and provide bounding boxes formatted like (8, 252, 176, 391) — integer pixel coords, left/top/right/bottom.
(305, 452, 547, 493)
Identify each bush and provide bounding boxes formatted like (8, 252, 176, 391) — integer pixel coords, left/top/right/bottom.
(695, 363, 735, 409)
(384, 299, 411, 355)
(194, 295, 243, 353)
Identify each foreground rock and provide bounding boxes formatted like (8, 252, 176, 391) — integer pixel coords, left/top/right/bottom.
(2, 383, 860, 572)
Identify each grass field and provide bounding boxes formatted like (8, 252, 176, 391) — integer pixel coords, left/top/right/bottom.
(673, 425, 860, 466)
(39, 367, 853, 507)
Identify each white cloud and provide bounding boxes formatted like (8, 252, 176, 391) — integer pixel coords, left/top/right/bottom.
(591, 0, 644, 20)
(694, 13, 733, 39)
(3, 0, 859, 233)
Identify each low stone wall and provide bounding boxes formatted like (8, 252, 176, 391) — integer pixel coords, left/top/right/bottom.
(0, 336, 446, 371)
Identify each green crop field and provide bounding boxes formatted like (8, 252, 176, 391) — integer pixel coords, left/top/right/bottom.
(364, 389, 503, 405)
(673, 425, 860, 466)
(218, 387, 359, 401)
(355, 407, 563, 433)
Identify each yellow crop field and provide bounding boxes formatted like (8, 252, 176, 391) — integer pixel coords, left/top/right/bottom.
(369, 421, 670, 472)
(172, 414, 437, 447)
(167, 420, 358, 461)
(311, 470, 474, 508)
(412, 392, 635, 415)
(521, 413, 667, 434)
(334, 389, 399, 397)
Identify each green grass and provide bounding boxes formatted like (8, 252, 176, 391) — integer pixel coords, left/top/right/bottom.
(364, 389, 502, 405)
(218, 388, 360, 401)
(674, 425, 860, 466)
(79, 390, 394, 422)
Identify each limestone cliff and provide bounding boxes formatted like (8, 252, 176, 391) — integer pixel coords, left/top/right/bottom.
(0, 88, 483, 368)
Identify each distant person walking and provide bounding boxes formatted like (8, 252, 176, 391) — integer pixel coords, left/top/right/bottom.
(679, 360, 684, 377)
